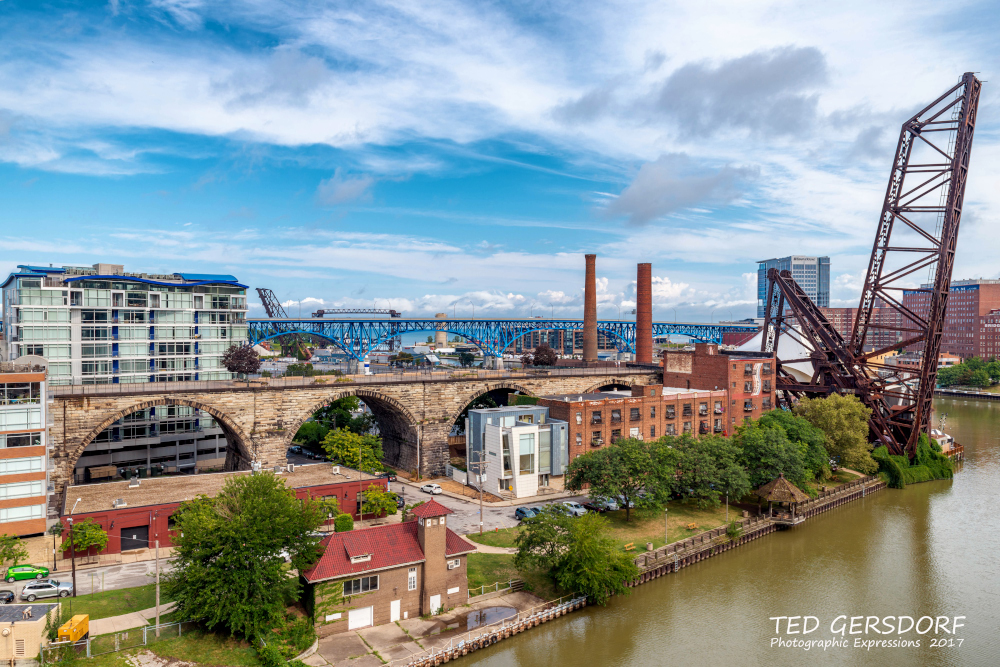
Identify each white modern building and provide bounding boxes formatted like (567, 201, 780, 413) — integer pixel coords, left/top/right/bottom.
(480, 408, 568, 499)
(1, 263, 249, 485)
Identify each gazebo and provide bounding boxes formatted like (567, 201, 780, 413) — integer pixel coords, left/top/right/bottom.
(755, 473, 810, 525)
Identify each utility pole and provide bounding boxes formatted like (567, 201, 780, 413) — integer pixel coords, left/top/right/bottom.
(68, 518, 77, 598)
(155, 540, 161, 637)
(469, 459, 487, 535)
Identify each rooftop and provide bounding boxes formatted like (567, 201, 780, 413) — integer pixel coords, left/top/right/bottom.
(409, 499, 453, 518)
(66, 463, 380, 516)
(302, 520, 476, 583)
(0, 604, 57, 624)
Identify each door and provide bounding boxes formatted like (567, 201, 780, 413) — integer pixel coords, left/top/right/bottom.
(429, 594, 441, 615)
(121, 525, 149, 551)
(390, 600, 401, 622)
(348, 606, 373, 630)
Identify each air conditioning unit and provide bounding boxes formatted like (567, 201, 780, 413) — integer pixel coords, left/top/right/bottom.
(112, 498, 127, 509)
(331, 466, 340, 475)
(287, 463, 295, 473)
(128, 478, 140, 489)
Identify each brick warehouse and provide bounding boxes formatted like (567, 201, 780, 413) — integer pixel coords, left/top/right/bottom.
(59, 463, 388, 554)
(303, 499, 476, 635)
(903, 279, 1000, 358)
(659, 344, 776, 427)
(46, 370, 657, 514)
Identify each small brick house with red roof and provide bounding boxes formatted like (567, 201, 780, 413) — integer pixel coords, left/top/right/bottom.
(302, 499, 477, 635)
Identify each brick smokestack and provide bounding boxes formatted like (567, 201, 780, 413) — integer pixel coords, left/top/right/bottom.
(583, 254, 598, 363)
(636, 263, 652, 364)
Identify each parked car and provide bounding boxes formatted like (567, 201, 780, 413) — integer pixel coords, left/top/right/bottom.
(514, 507, 537, 521)
(420, 483, 443, 495)
(19, 580, 72, 601)
(561, 501, 587, 517)
(0, 590, 13, 604)
(396, 496, 406, 510)
(582, 501, 606, 513)
(528, 506, 546, 516)
(379, 472, 398, 482)
(287, 445, 303, 455)
(615, 495, 635, 509)
(587, 497, 619, 512)
(4, 565, 48, 583)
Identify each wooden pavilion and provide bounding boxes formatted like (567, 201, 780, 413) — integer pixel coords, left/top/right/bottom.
(755, 473, 809, 525)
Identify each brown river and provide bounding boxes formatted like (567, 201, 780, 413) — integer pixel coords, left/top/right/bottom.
(463, 397, 1000, 667)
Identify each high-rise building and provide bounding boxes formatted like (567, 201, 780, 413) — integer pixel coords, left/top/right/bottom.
(1, 263, 249, 485)
(757, 256, 830, 317)
(903, 279, 1000, 359)
(0, 360, 51, 535)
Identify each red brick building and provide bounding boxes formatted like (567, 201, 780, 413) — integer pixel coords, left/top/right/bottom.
(60, 464, 388, 555)
(537, 386, 727, 466)
(660, 343, 776, 428)
(302, 500, 475, 635)
(903, 279, 1000, 358)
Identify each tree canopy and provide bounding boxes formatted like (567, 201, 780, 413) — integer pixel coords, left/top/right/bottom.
(360, 483, 398, 518)
(322, 428, 385, 473)
(733, 420, 808, 489)
(758, 409, 830, 481)
(62, 518, 109, 555)
(164, 472, 326, 639)
(222, 345, 261, 381)
(565, 437, 678, 520)
(936, 356, 1000, 388)
(669, 434, 751, 508)
(0, 535, 28, 567)
(793, 394, 877, 474)
(293, 396, 376, 454)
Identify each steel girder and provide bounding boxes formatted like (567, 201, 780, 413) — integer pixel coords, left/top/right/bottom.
(245, 318, 759, 360)
(763, 73, 982, 458)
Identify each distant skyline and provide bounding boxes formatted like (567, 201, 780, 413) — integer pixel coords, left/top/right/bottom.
(2, 1, 1000, 321)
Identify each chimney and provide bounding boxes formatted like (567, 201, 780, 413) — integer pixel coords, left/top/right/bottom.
(636, 263, 653, 364)
(583, 254, 598, 363)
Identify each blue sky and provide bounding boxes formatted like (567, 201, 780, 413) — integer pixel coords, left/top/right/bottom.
(2, 0, 1000, 322)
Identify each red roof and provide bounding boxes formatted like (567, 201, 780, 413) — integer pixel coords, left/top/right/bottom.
(302, 522, 476, 583)
(410, 499, 453, 518)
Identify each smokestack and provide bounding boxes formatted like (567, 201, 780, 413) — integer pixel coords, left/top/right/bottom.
(583, 254, 598, 363)
(636, 263, 652, 364)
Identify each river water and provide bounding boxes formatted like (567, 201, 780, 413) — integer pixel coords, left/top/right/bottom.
(463, 397, 1000, 667)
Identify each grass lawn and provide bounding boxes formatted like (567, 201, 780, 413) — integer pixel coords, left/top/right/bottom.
(146, 626, 261, 666)
(466, 553, 563, 601)
(61, 583, 172, 621)
(466, 528, 519, 549)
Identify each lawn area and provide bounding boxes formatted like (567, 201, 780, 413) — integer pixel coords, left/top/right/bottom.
(466, 553, 563, 601)
(469, 500, 734, 553)
(61, 583, 172, 621)
(146, 626, 261, 666)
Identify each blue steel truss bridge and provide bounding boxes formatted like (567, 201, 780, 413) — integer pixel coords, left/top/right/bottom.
(246, 317, 759, 361)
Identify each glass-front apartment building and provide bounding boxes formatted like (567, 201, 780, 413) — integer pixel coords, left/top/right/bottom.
(757, 256, 830, 317)
(0, 364, 51, 535)
(1, 263, 248, 485)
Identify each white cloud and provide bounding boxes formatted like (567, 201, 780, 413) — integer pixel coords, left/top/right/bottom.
(316, 169, 376, 205)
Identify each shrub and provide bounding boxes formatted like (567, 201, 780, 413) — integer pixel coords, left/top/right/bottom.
(726, 520, 743, 541)
(256, 639, 287, 667)
(334, 514, 354, 532)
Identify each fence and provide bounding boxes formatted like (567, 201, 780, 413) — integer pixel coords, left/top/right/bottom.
(468, 579, 522, 599)
(48, 364, 659, 397)
(395, 594, 587, 667)
(40, 621, 199, 663)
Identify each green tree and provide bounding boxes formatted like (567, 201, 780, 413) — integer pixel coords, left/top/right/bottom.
(514, 505, 576, 572)
(794, 394, 877, 474)
(553, 513, 639, 605)
(668, 434, 750, 508)
(312, 397, 375, 435)
(458, 352, 475, 368)
(321, 428, 385, 473)
(295, 421, 330, 451)
(565, 438, 679, 521)
(968, 368, 991, 388)
(334, 514, 354, 532)
(759, 409, 830, 481)
(62, 518, 109, 555)
(391, 352, 414, 366)
(360, 484, 398, 518)
(164, 472, 326, 639)
(734, 421, 808, 489)
(0, 535, 28, 567)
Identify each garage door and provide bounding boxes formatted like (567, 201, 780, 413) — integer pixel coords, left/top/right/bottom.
(121, 525, 149, 551)
(348, 606, 373, 630)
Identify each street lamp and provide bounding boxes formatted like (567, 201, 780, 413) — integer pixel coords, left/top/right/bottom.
(665, 507, 669, 544)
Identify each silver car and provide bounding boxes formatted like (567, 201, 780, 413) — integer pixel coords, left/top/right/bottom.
(561, 501, 587, 517)
(19, 579, 72, 601)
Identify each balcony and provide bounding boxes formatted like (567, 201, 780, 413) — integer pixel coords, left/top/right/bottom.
(743, 403, 755, 412)
(698, 409, 708, 417)
(714, 407, 724, 414)
(714, 425, 723, 433)
(590, 438, 603, 448)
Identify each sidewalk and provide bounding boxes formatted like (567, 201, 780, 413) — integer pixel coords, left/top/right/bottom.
(89, 602, 178, 636)
(21, 536, 177, 571)
(398, 479, 583, 508)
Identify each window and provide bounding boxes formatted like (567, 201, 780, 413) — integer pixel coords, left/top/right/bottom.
(683, 422, 691, 433)
(699, 403, 708, 416)
(611, 428, 621, 442)
(650, 426, 656, 438)
(744, 400, 754, 412)
(682, 404, 692, 417)
(447, 558, 461, 570)
(665, 407, 675, 419)
(343, 575, 379, 596)
(591, 431, 602, 446)
(591, 411, 602, 424)
(610, 409, 621, 423)
(538, 429, 551, 474)
(519, 433, 535, 475)
(575, 412, 582, 425)
(745, 363, 753, 375)
(0, 433, 42, 448)
(744, 381, 753, 392)
(0, 481, 43, 499)
(350, 554, 372, 564)
(0, 505, 44, 523)
(0, 457, 43, 475)
(575, 433, 582, 446)
(408, 567, 417, 591)
(629, 408, 641, 421)
(650, 406, 656, 419)
(666, 424, 675, 435)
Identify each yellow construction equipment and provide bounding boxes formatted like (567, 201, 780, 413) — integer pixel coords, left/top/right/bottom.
(57, 614, 89, 642)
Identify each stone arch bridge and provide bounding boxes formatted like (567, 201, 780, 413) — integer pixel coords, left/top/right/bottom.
(49, 369, 658, 507)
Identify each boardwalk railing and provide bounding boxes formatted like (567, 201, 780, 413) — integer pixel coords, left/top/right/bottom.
(40, 621, 199, 663)
(468, 578, 523, 599)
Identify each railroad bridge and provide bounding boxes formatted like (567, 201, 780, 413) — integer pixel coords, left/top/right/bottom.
(48, 368, 658, 508)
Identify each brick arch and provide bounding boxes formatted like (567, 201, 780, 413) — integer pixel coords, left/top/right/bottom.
(280, 388, 421, 471)
(445, 381, 535, 427)
(72, 398, 253, 476)
(583, 378, 637, 394)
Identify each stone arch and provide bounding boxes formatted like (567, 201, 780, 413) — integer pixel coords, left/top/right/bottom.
(445, 381, 535, 427)
(71, 398, 253, 479)
(583, 378, 637, 394)
(281, 388, 422, 471)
